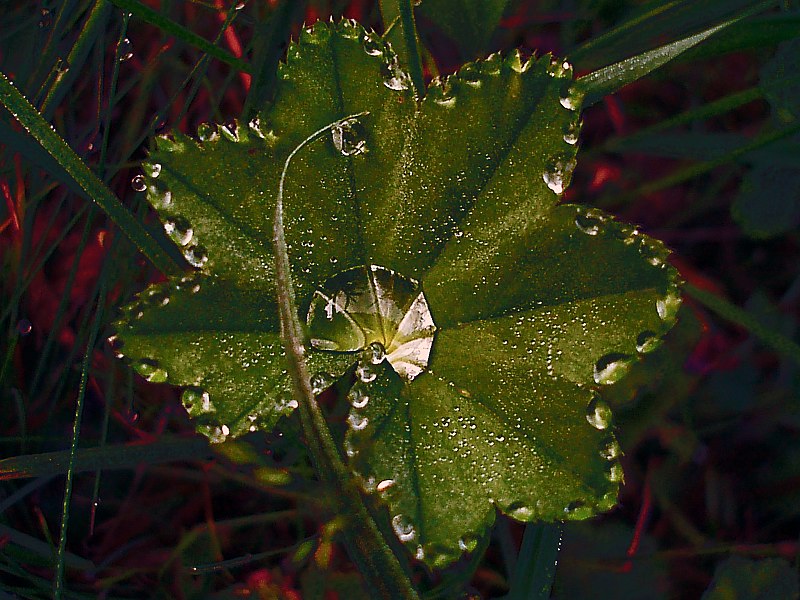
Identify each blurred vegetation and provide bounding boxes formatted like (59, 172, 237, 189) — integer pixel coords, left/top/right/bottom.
(0, 0, 799, 598)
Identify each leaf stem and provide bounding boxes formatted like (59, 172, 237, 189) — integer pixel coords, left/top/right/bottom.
(273, 115, 419, 600)
(396, 0, 426, 99)
(686, 283, 800, 367)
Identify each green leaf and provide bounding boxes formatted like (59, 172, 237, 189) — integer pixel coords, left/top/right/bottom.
(115, 20, 681, 567)
(416, 0, 509, 60)
(701, 556, 799, 600)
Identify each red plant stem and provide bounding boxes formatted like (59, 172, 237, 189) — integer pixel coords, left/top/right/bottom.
(214, 0, 251, 91)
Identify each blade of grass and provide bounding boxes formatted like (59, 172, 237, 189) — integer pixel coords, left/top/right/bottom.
(575, 1, 772, 107)
(629, 120, 800, 198)
(0, 437, 210, 480)
(569, 0, 761, 69)
(273, 113, 419, 600)
(0, 72, 182, 275)
(243, 0, 301, 120)
(53, 281, 106, 600)
(40, 0, 113, 120)
(0, 524, 94, 572)
(686, 283, 800, 367)
(108, 0, 253, 74)
(396, 0, 425, 99)
(505, 523, 563, 600)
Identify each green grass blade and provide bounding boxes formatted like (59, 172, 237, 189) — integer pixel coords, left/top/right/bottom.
(576, 18, 738, 107)
(53, 283, 106, 600)
(0, 71, 183, 275)
(0, 438, 211, 480)
(569, 0, 761, 69)
(108, 0, 253, 74)
(686, 284, 800, 367)
(40, 0, 113, 119)
(505, 523, 563, 600)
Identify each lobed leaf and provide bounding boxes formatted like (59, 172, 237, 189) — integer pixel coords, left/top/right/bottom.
(114, 20, 681, 567)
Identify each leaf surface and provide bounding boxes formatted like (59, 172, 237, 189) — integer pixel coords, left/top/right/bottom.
(114, 20, 681, 566)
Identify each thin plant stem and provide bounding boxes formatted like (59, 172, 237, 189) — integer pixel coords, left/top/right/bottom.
(53, 281, 106, 599)
(686, 283, 800, 368)
(273, 113, 419, 600)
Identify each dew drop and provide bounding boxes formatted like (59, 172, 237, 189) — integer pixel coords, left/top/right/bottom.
(585, 395, 613, 430)
(131, 174, 146, 192)
(635, 330, 659, 354)
(147, 163, 162, 178)
(459, 63, 482, 87)
(600, 438, 622, 461)
(348, 385, 370, 409)
(563, 121, 579, 145)
(310, 371, 333, 394)
(347, 412, 369, 431)
(331, 119, 367, 156)
(234, 1, 246, 9)
(382, 58, 411, 91)
(182, 387, 213, 415)
(184, 245, 208, 268)
(362, 33, 386, 57)
(134, 358, 168, 383)
(574, 208, 606, 235)
(607, 462, 624, 482)
(197, 122, 216, 141)
(543, 158, 575, 194)
(163, 218, 193, 246)
(391, 514, 416, 542)
(38, 8, 52, 28)
(118, 38, 133, 62)
(365, 341, 386, 364)
(356, 362, 377, 383)
(593, 353, 632, 385)
(656, 291, 681, 322)
(376, 479, 395, 493)
(16, 319, 32, 336)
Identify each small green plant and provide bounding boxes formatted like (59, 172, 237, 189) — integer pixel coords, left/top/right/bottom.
(2, 1, 799, 598)
(113, 16, 681, 583)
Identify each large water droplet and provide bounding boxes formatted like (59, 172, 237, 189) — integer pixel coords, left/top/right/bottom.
(365, 341, 386, 364)
(331, 119, 367, 157)
(118, 38, 133, 62)
(147, 163, 162, 178)
(197, 122, 217, 142)
(391, 514, 416, 542)
(585, 395, 612, 430)
(307, 265, 437, 381)
(607, 462, 624, 482)
(593, 353, 633, 385)
(600, 438, 622, 461)
(355, 362, 377, 383)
